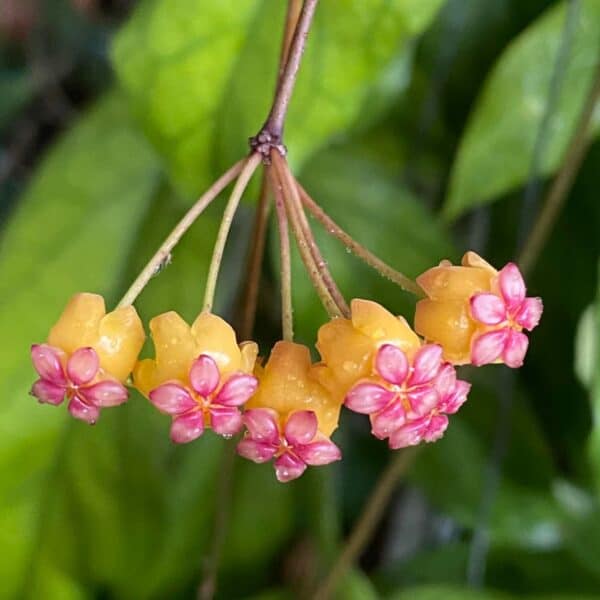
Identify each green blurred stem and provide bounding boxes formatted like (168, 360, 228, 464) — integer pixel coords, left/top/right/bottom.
(518, 58, 600, 275)
(313, 449, 417, 600)
(202, 153, 262, 312)
(272, 174, 295, 341)
(296, 180, 424, 297)
(263, 0, 320, 138)
(198, 442, 238, 600)
(270, 152, 346, 318)
(117, 159, 245, 308)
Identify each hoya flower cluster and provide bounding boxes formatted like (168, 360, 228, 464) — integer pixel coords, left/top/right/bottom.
(30, 252, 542, 483)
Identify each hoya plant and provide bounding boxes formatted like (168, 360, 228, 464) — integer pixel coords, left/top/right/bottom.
(3, 0, 600, 598)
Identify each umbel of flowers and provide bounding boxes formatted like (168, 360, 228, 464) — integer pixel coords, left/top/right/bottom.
(27, 1, 545, 483)
(30, 221, 542, 485)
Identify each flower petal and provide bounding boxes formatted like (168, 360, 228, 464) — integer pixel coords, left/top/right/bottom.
(284, 410, 317, 446)
(242, 408, 280, 443)
(149, 383, 196, 415)
(189, 354, 220, 397)
(68, 396, 100, 424)
(209, 406, 243, 437)
(470, 293, 506, 326)
(471, 329, 508, 366)
(503, 330, 529, 368)
(31, 344, 66, 386)
(296, 439, 342, 465)
(435, 363, 457, 398)
(388, 418, 429, 449)
(407, 386, 439, 418)
(499, 263, 526, 311)
(170, 411, 204, 443)
(515, 297, 543, 331)
(274, 452, 307, 483)
(31, 379, 65, 405)
(345, 382, 394, 414)
(67, 347, 99, 385)
(370, 401, 406, 439)
(375, 344, 409, 385)
(237, 438, 277, 463)
(440, 380, 471, 414)
(422, 414, 449, 442)
(214, 373, 258, 407)
(80, 380, 129, 407)
(409, 344, 443, 385)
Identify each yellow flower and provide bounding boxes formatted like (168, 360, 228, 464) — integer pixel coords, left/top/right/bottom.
(414, 251, 543, 367)
(134, 310, 258, 396)
(316, 298, 421, 396)
(245, 341, 341, 437)
(414, 252, 495, 364)
(47, 292, 145, 382)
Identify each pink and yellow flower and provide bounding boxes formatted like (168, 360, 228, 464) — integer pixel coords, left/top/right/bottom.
(134, 310, 258, 443)
(238, 341, 342, 481)
(30, 293, 145, 423)
(237, 409, 341, 482)
(415, 252, 542, 367)
(317, 299, 470, 449)
(345, 343, 470, 449)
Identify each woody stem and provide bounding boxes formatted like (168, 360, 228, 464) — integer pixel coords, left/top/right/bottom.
(117, 159, 245, 308)
(262, 0, 319, 139)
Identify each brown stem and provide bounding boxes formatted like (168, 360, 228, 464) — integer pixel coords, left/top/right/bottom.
(290, 180, 350, 317)
(518, 58, 600, 276)
(280, 0, 304, 77)
(117, 159, 245, 308)
(313, 449, 417, 600)
(269, 156, 342, 318)
(296, 180, 424, 297)
(236, 0, 305, 339)
(262, 0, 319, 140)
(237, 177, 271, 339)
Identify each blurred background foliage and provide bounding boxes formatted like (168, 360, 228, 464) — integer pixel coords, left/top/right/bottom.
(1, 0, 599, 598)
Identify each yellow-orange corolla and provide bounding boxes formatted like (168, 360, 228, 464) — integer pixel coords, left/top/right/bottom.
(245, 340, 341, 437)
(414, 251, 542, 367)
(316, 298, 421, 397)
(134, 310, 258, 396)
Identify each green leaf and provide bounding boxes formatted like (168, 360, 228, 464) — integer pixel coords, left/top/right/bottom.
(282, 143, 454, 343)
(113, 0, 444, 195)
(444, 0, 600, 220)
(0, 92, 160, 599)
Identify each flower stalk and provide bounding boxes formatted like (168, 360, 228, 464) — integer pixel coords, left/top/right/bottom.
(273, 175, 294, 341)
(296, 179, 423, 297)
(117, 159, 245, 308)
(202, 153, 262, 312)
